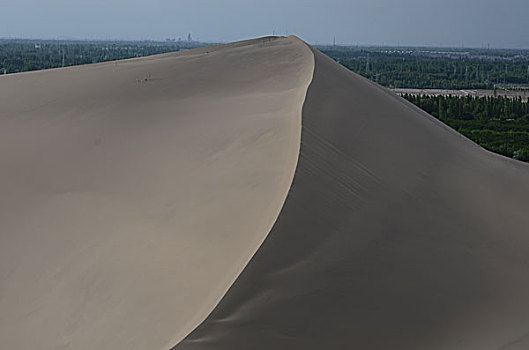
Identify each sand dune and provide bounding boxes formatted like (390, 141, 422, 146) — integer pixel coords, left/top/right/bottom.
(0, 37, 313, 349)
(173, 46, 529, 349)
(3, 36, 529, 350)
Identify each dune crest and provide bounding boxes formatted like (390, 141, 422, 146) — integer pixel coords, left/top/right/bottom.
(0, 37, 314, 350)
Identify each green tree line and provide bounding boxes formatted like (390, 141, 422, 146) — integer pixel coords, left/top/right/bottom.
(0, 40, 204, 74)
(403, 94, 529, 161)
(320, 47, 529, 89)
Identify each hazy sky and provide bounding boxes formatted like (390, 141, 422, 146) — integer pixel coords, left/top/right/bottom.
(1, 0, 527, 48)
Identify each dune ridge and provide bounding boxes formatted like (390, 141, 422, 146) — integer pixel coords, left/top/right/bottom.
(0, 36, 314, 350)
(4, 35, 529, 350)
(172, 43, 529, 350)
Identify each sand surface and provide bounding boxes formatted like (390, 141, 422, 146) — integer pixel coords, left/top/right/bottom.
(0, 37, 314, 350)
(4, 36, 529, 350)
(174, 45, 529, 349)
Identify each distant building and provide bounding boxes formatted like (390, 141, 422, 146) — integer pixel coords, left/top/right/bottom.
(34, 43, 41, 49)
(187, 33, 192, 42)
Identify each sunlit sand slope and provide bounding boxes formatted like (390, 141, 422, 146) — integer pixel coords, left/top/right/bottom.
(0, 36, 314, 350)
(174, 45, 529, 350)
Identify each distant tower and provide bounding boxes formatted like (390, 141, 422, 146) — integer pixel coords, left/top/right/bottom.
(465, 66, 469, 84)
(187, 33, 192, 42)
(366, 53, 370, 73)
(333, 36, 336, 47)
(62, 49, 65, 68)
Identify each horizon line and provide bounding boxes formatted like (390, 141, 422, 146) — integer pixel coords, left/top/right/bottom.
(1, 35, 528, 51)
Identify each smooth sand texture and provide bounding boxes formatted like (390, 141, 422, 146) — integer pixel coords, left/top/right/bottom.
(0, 37, 314, 350)
(174, 46, 529, 349)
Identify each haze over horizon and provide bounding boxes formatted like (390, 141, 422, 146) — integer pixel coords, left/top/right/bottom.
(0, 0, 528, 48)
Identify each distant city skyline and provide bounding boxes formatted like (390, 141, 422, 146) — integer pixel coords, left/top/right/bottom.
(1, 0, 528, 49)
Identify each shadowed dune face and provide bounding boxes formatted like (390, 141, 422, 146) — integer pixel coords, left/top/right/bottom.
(0, 37, 314, 350)
(174, 47, 529, 349)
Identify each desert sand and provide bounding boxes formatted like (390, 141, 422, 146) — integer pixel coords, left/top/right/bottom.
(0, 37, 314, 349)
(174, 45, 529, 350)
(3, 36, 529, 350)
